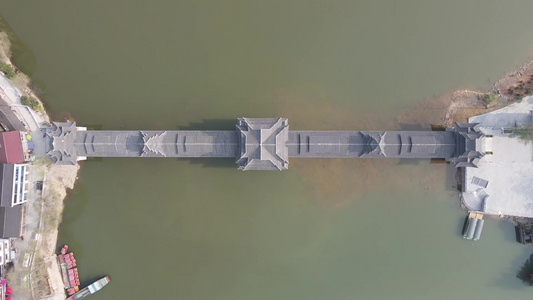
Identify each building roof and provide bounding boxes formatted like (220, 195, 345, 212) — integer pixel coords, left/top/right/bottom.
(0, 164, 14, 208)
(46, 122, 78, 165)
(0, 205, 22, 238)
(0, 131, 23, 164)
(46, 119, 483, 171)
(235, 118, 289, 170)
(288, 130, 459, 159)
(46, 122, 240, 164)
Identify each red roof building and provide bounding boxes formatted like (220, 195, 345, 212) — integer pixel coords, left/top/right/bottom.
(0, 132, 23, 164)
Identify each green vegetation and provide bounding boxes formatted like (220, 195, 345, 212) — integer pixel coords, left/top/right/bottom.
(479, 93, 498, 108)
(20, 96, 30, 106)
(20, 95, 41, 111)
(0, 62, 15, 78)
(517, 254, 533, 286)
(510, 121, 533, 142)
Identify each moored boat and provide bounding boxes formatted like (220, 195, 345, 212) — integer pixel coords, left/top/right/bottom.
(57, 245, 111, 299)
(66, 276, 111, 300)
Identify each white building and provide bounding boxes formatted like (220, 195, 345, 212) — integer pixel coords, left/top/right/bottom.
(0, 239, 12, 266)
(0, 163, 29, 207)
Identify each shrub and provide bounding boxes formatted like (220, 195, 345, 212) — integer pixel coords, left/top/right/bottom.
(20, 96, 31, 106)
(0, 62, 15, 79)
(480, 93, 498, 108)
(20, 96, 41, 111)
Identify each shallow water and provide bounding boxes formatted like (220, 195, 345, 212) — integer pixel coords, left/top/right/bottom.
(1, 1, 533, 299)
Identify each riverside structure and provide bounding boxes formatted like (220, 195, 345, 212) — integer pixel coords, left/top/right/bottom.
(44, 118, 483, 170)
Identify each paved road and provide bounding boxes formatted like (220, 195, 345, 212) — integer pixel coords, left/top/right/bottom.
(0, 72, 39, 131)
(0, 100, 27, 131)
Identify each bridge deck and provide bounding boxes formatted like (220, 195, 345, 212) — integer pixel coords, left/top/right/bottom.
(45, 120, 482, 169)
(73, 130, 239, 158)
(288, 131, 457, 158)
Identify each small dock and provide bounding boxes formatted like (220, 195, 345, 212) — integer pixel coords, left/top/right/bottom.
(515, 223, 533, 244)
(462, 212, 484, 240)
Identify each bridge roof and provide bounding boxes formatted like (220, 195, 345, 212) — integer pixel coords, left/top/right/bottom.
(236, 118, 289, 170)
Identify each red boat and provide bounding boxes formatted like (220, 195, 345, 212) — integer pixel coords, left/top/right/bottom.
(57, 245, 110, 299)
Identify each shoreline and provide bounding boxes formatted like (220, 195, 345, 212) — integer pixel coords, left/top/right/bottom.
(0, 32, 79, 299)
(445, 59, 533, 126)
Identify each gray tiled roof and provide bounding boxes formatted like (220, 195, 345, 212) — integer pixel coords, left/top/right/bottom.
(236, 118, 289, 171)
(288, 130, 457, 158)
(0, 205, 22, 238)
(45, 119, 483, 170)
(0, 164, 14, 208)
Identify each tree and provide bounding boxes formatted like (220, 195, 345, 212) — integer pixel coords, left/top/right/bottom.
(480, 93, 498, 108)
(20, 96, 31, 106)
(510, 121, 533, 142)
(517, 254, 533, 286)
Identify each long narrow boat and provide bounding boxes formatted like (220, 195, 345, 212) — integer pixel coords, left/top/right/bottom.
(66, 276, 111, 300)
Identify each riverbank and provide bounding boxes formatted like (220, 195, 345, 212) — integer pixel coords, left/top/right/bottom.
(0, 32, 79, 299)
(396, 59, 533, 130)
(446, 60, 533, 126)
(399, 60, 533, 216)
(442, 62, 533, 217)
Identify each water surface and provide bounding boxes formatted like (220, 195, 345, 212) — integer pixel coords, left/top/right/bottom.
(1, 1, 533, 299)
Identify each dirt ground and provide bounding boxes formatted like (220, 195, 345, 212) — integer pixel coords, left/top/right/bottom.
(0, 33, 10, 64)
(35, 163, 79, 300)
(493, 60, 533, 99)
(7, 160, 79, 300)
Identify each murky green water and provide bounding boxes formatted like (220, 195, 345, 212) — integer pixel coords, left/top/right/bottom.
(2, 1, 533, 299)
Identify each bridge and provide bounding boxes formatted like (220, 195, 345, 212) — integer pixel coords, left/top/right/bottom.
(44, 118, 484, 170)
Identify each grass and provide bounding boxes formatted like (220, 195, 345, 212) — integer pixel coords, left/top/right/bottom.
(0, 62, 15, 78)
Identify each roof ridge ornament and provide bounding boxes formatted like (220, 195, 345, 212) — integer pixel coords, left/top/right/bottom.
(141, 131, 168, 157)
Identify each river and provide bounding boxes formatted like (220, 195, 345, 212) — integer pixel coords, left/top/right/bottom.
(1, 1, 533, 299)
